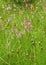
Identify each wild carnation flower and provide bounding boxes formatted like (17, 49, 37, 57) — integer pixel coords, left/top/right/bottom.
(21, 20, 32, 32)
(30, 4, 34, 9)
(7, 18, 12, 23)
(7, 4, 12, 11)
(17, 31, 25, 38)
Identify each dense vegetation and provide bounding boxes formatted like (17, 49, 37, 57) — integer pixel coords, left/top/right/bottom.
(0, 0, 46, 65)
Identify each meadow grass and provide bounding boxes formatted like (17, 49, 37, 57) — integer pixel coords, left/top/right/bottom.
(0, 0, 46, 65)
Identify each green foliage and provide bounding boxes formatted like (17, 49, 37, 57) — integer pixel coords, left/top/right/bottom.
(0, 0, 46, 65)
